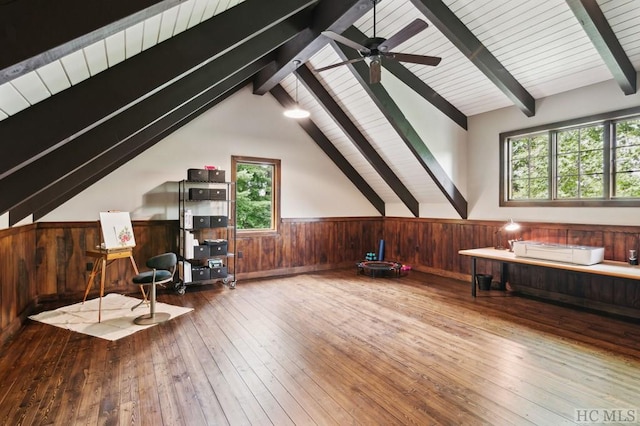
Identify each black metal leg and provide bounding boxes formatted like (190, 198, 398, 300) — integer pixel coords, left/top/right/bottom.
(471, 257, 477, 297)
(499, 262, 508, 291)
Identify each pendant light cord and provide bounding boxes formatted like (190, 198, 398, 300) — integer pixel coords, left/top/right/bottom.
(284, 60, 310, 118)
(294, 59, 300, 105)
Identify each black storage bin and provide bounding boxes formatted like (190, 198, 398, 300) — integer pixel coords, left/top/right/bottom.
(188, 168, 209, 182)
(208, 188, 226, 200)
(192, 267, 211, 281)
(209, 169, 225, 183)
(192, 245, 210, 259)
(205, 239, 228, 256)
(210, 266, 228, 279)
(209, 216, 228, 228)
(188, 188, 226, 200)
(193, 216, 210, 229)
(189, 188, 209, 200)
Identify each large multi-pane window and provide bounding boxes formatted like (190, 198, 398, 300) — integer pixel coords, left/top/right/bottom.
(501, 107, 640, 206)
(231, 156, 281, 233)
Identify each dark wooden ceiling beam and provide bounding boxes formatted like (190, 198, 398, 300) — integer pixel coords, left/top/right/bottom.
(296, 64, 419, 217)
(566, 0, 636, 95)
(270, 84, 385, 215)
(383, 60, 467, 130)
(339, 26, 467, 130)
(409, 0, 536, 117)
(1, 16, 302, 217)
(253, 0, 373, 95)
(0, 0, 316, 182)
(333, 32, 468, 219)
(25, 68, 266, 223)
(0, 0, 182, 84)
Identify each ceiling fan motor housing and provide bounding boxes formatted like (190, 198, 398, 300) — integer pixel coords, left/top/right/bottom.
(361, 37, 387, 56)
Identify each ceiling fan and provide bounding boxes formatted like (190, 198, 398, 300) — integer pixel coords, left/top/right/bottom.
(315, 0, 441, 84)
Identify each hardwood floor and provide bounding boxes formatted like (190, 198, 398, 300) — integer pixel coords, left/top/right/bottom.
(1, 269, 639, 425)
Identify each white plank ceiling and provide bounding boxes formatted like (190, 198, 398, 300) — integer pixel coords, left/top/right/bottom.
(2, 0, 639, 215)
(298, 0, 640, 209)
(0, 0, 244, 120)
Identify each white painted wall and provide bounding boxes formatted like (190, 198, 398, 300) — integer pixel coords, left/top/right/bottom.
(384, 70, 468, 198)
(383, 70, 469, 219)
(41, 85, 380, 222)
(30, 76, 640, 227)
(468, 77, 640, 225)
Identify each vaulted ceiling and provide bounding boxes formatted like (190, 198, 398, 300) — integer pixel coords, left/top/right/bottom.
(1, 0, 639, 225)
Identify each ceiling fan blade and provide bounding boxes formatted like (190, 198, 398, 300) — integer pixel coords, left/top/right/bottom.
(387, 52, 441, 66)
(321, 31, 370, 54)
(378, 19, 428, 52)
(313, 57, 366, 73)
(369, 57, 382, 84)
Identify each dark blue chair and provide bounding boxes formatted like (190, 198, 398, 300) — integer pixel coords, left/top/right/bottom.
(131, 252, 177, 325)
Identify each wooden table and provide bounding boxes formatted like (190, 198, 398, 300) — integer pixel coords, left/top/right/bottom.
(83, 248, 139, 322)
(458, 247, 640, 297)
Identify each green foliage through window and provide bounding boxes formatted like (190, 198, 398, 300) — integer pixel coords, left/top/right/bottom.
(236, 163, 274, 230)
(555, 125, 604, 199)
(614, 119, 640, 197)
(232, 156, 280, 232)
(509, 133, 549, 200)
(501, 110, 640, 206)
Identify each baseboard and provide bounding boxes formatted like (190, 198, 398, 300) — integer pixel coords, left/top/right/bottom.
(412, 265, 468, 282)
(237, 262, 356, 281)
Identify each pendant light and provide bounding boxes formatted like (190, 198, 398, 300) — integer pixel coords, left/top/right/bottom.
(284, 60, 310, 119)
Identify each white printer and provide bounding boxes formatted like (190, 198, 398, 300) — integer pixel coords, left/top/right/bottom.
(512, 241, 604, 265)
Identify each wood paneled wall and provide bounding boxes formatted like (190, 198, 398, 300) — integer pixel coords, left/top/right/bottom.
(0, 224, 37, 346)
(1, 219, 178, 345)
(383, 217, 640, 317)
(2, 216, 640, 343)
(236, 217, 384, 278)
(34, 221, 178, 300)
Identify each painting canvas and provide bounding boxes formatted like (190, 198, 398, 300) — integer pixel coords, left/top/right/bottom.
(99, 211, 136, 249)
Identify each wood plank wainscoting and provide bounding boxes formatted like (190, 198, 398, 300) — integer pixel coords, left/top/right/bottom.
(383, 218, 640, 318)
(0, 220, 178, 347)
(2, 217, 640, 344)
(0, 224, 37, 347)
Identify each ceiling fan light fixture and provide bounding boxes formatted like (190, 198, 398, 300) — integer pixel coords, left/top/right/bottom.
(284, 60, 310, 119)
(369, 57, 382, 84)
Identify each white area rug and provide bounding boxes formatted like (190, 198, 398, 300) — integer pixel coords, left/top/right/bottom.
(28, 293, 193, 341)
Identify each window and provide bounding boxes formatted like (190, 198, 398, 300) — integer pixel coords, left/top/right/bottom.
(555, 124, 605, 199)
(509, 132, 549, 200)
(613, 118, 640, 198)
(500, 106, 640, 207)
(231, 156, 281, 233)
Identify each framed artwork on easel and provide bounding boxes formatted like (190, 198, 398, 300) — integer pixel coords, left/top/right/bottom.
(99, 211, 136, 250)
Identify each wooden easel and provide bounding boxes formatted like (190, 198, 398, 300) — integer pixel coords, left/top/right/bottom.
(82, 215, 145, 322)
(83, 247, 140, 322)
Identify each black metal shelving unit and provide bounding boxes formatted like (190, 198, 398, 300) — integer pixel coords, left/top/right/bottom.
(176, 169, 236, 293)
